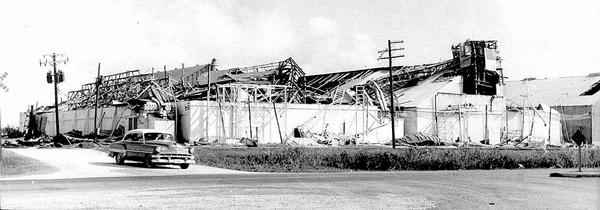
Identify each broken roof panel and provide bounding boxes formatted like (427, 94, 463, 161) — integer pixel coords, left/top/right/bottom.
(505, 76, 600, 106)
(154, 64, 211, 81)
(393, 73, 459, 107)
(302, 58, 460, 109)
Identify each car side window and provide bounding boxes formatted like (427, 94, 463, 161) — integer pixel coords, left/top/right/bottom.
(124, 132, 141, 142)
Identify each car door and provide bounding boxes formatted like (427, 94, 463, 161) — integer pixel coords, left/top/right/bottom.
(124, 131, 146, 158)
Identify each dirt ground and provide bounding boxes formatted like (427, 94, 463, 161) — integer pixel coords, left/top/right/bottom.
(0, 148, 250, 180)
(0, 149, 57, 176)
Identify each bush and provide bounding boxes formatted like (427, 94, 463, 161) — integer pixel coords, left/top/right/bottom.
(194, 147, 600, 172)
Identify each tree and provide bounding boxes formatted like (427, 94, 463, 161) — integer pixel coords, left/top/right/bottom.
(0, 72, 7, 92)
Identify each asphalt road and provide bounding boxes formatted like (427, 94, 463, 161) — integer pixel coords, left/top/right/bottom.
(1, 169, 599, 210)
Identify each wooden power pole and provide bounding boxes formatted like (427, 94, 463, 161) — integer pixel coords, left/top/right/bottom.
(40, 53, 68, 137)
(94, 63, 101, 142)
(378, 40, 405, 149)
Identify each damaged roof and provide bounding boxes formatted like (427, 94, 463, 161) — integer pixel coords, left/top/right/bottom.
(153, 64, 211, 81)
(394, 73, 459, 107)
(505, 75, 600, 106)
(302, 58, 460, 107)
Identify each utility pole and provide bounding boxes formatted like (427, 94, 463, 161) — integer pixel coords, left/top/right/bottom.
(206, 59, 216, 141)
(519, 81, 531, 139)
(520, 96, 525, 139)
(548, 109, 552, 147)
(208, 59, 215, 100)
(378, 40, 405, 149)
(94, 63, 102, 142)
(181, 63, 185, 84)
(40, 53, 68, 137)
(247, 93, 253, 139)
(165, 65, 178, 141)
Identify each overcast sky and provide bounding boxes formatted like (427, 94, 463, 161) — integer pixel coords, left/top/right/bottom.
(1, 0, 599, 126)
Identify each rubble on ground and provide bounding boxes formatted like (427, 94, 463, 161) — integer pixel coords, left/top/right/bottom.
(384, 133, 445, 147)
(292, 126, 357, 146)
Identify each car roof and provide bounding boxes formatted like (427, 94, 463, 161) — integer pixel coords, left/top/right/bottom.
(126, 129, 173, 135)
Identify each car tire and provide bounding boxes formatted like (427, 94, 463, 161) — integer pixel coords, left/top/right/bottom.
(143, 155, 154, 168)
(115, 153, 125, 165)
(180, 164, 189, 169)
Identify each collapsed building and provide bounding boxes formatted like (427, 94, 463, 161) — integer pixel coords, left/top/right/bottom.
(35, 68, 176, 138)
(22, 39, 564, 147)
(505, 74, 600, 145)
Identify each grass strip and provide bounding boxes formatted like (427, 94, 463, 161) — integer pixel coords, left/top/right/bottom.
(195, 147, 600, 172)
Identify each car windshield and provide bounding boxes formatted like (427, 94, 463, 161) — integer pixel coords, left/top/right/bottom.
(144, 132, 174, 142)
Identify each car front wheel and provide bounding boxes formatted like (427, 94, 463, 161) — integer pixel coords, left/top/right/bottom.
(143, 155, 154, 168)
(180, 164, 189, 169)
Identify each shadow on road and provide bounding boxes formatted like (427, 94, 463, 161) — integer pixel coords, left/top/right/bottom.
(89, 162, 181, 169)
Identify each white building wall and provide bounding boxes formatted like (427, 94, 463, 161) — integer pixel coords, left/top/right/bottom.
(178, 101, 402, 144)
(593, 100, 600, 145)
(41, 107, 170, 136)
(506, 107, 562, 146)
(19, 112, 27, 131)
(401, 75, 508, 144)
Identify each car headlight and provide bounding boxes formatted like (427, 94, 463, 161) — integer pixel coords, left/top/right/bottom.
(154, 146, 165, 154)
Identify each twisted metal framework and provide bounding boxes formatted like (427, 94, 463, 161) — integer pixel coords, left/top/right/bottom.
(65, 58, 306, 110)
(66, 70, 171, 110)
(175, 57, 306, 103)
(302, 59, 459, 109)
(215, 84, 294, 103)
(302, 40, 500, 110)
(64, 40, 500, 112)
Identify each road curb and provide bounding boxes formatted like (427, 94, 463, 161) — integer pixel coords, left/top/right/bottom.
(549, 172, 600, 178)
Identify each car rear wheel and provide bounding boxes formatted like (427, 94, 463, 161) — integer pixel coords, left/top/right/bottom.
(180, 164, 189, 169)
(114, 153, 125, 165)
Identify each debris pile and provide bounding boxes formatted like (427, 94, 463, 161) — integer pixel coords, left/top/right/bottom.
(386, 133, 444, 147)
(493, 136, 554, 149)
(291, 126, 357, 146)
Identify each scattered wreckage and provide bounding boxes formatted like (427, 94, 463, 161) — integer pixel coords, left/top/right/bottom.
(13, 40, 597, 149)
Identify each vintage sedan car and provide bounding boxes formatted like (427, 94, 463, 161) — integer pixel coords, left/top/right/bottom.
(108, 129, 194, 169)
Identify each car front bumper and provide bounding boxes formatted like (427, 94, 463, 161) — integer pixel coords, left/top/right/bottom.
(151, 154, 194, 164)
